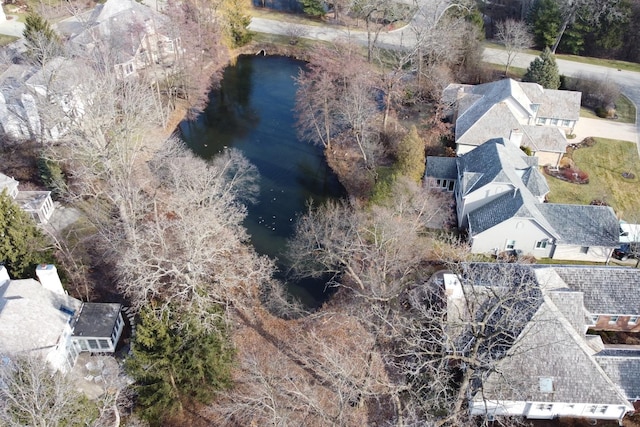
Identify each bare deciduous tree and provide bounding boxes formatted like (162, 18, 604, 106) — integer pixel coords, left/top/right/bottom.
(288, 178, 452, 301)
(0, 355, 92, 427)
(495, 19, 533, 75)
(117, 140, 274, 325)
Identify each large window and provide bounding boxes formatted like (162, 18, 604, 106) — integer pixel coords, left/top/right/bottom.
(88, 339, 98, 350)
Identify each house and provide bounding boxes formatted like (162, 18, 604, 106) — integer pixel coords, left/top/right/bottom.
(60, 0, 181, 80)
(438, 263, 639, 423)
(1, 172, 55, 224)
(443, 79, 581, 167)
(0, 265, 124, 373)
(425, 138, 620, 261)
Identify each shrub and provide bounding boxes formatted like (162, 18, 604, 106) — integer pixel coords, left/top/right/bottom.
(595, 106, 608, 118)
(520, 145, 532, 156)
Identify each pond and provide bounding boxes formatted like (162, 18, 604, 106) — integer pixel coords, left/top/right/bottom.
(178, 55, 345, 306)
(252, 0, 303, 13)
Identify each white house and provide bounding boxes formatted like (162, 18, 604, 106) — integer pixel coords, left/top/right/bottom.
(1, 172, 55, 224)
(443, 79, 581, 167)
(438, 264, 639, 424)
(425, 138, 620, 262)
(0, 265, 124, 373)
(61, 0, 182, 80)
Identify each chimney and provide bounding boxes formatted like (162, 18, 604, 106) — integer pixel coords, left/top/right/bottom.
(0, 265, 9, 285)
(443, 273, 463, 299)
(36, 264, 65, 295)
(509, 129, 523, 147)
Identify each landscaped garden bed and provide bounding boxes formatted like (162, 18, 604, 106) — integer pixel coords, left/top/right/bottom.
(544, 137, 640, 216)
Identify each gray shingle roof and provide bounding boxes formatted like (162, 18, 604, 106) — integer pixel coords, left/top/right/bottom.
(548, 266, 640, 315)
(456, 102, 524, 147)
(473, 296, 632, 407)
(521, 167, 550, 198)
(595, 352, 640, 400)
(456, 137, 536, 195)
(468, 190, 533, 235)
(521, 125, 567, 153)
(452, 79, 579, 152)
(425, 156, 457, 180)
(537, 204, 620, 247)
(520, 83, 582, 121)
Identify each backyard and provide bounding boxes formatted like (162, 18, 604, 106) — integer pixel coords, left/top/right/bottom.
(545, 138, 640, 219)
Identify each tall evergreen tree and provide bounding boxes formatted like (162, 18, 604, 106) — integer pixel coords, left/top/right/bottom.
(126, 306, 234, 425)
(528, 0, 562, 49)
(220, 0, 253, 47)
(0, 190, 52, 278)
(300, 0, 326, 17)
(523, 47, 561, 89)
(22, 13, 61, 65)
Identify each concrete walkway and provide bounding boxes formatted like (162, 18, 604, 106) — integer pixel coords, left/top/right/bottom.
(0, 15, 25, 38)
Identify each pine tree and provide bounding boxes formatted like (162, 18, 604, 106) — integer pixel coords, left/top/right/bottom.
(0, 190, 52, 278)
(22, 13, 62, 65)
(523, 47, 561, 89)
(220, 0, 253, 47)
(300, 0, 326, 18)
(126, 306, 234, 425)
(395, 125, 426, 183)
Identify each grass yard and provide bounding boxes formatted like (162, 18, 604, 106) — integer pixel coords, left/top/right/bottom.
(545, 138, 640, 218)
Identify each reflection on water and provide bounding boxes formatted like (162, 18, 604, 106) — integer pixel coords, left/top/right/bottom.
(252, 0, 302, 13)
(179, 55, 344, 306)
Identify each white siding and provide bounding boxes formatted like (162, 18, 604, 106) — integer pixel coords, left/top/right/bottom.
(470, 218, 554, 257)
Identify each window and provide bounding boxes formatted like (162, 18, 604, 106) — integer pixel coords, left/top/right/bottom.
(99, 339, 110, 349)
(535, 240, 548, 249)
(550, 118, 559, 125)
(448, 180, 455, 192)
(436, 179, 441, 187)
(563, 120, 572, 127)
(88, 339, 98, 350)
(591, 315, 599, 325)
(506, 240, 516, 250)
(629, 316, 638, 324)
(609, 315, 619, 324)
(580, 246, 589, 254)
(536, 117, 546, 125)
(78, 339, 88, 351)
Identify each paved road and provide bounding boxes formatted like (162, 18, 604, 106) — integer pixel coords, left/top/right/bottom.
(250, 15, 640, 146)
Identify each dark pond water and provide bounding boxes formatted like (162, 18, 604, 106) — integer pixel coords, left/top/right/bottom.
(178, 55, 345, 306)
(252, 0, 303, 13)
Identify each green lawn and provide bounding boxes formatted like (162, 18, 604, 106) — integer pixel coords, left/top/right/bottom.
(0, 35, 18, 46)
(545, 138, 640, 218)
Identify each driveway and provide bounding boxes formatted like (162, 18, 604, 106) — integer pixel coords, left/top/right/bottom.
(572, 118, 637, 143)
